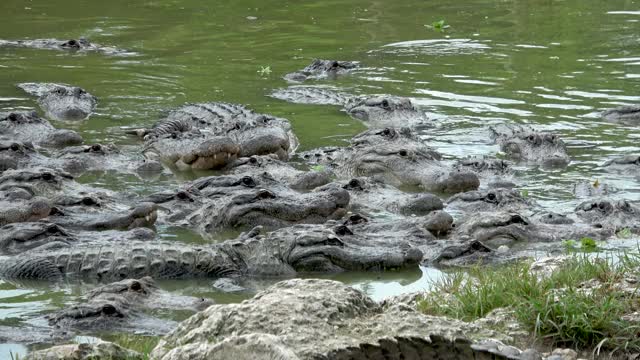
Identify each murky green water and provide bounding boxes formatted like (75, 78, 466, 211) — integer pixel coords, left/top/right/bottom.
(2, 0, 640, 356)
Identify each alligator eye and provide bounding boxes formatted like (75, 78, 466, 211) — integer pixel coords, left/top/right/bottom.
(171, 133, 178, 139)
(380, 128, 392, 136)
(509, 214, 528, 225)
(8, 113, 18, 121)
(398, 150, 408, 156)
(176, 191, 190, 200)
(598, 202, 606, 210)
(331, 61, 339, 69)
(101, 304, 118, 316)
(381, 99, 390, 108)
(348, 179, 361, 187)
(66, 40, 78, 46)
(81, 197, 97, 206)
(54, 88, 66, 95)
(241, 176, 256, 187)
(47, 225, 59, 233)
(129, 281, 142, 291)
(550, 135, 556, 141)
(527, 135, 535, 142)
(42, 173, 53, 181)
(10, 143, 20, 151)
(486, 193, 496, 201)
(91, 144, 102, 152)
(256, 189, 276, 199)
(249, 157, 258, 164)
(547, 214, 553, 218)
(474, 162, 482, 168)
(346, 214, 368, 224)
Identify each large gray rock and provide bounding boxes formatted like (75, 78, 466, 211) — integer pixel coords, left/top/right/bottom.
(25, 341, 143, 360)
(151, 279, 516, 359)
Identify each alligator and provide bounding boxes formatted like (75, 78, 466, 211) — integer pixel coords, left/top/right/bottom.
(453, 156, 515, 189)
(490, 124, 569, 166)
(223, 155, 334, 190)
(0, 218, 427, 281)
(54, 143, 163, 176)
(18, 83, 97, 121)
(270, 86, 430, 128)
(572, 179, 612, 198)
(283, 59, 359, 82)
(0, 111, 83, 147)
(0, 194, 51, 227)
(298, 127, 479, 194)
(150, 279, 524, 360)
(142, 173, 348, 236)
(0, 138, 42, 172)
(48, 277, 212, 335)
(446, 188, 535, 216)
(136, 103, 298, 170)
(430, 211, 613, 267)
(340, 177, 447, 218)
(0, 38, 134, 56)
(602, 154, 640, 174)
(0, 221, 156, 255)
(574, 198, 640, 231)
(601, 105, 640, 124)
(50, 202, 158, 231)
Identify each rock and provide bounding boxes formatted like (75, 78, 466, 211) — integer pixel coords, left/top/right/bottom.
(472, 308, 527, 341)
(547, 348, 578, 360)
(530, 256, 570, 278)
(497, 245, 509, 253)
(152, 279, 516, 359)
(520, 349, 543, 360)
(25, 341, 142, 360)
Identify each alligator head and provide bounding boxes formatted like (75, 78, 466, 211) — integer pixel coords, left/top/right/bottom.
(0, 195, 52, 227)
(446, 188, 532, 214)
(0, 138, 36, 172)
(345, 96, 429, 127)
(0, 222, 73, 255)
(17, 83, 97, 121)
(0, 111, 83, 147)
(491, 124, 569, 166)
(225, 114, 295, 160)
(303, 128, 479, 193)
(575, 199, 640, 231)
(229, 220, 424, 275)
(0, 167, 75, 198)
(52, 202, 158, 231)
(284, 59, 359, 82)
(195, 181, 350, 235)
(60, 38, 91, 50)
(454, 156, 512, 176)
(145, 131, 241, 170)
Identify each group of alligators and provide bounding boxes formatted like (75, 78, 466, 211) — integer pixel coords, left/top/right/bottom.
(1, 37, 640, 357)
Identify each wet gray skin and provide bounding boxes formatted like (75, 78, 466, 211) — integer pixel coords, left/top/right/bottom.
(224, 155, 334, 191)
(0, 219, 424, 282)
(430, 212, 613, 267)
(299, 127, 479, 194)
(0, 222, 157, 255)
(270, 86, 430, 128)
(535, 211, 575, 225)
(0, 111, 83, 147)
(50, 202, 158, 231)
(340, 177, 445, 217)
(283, 59, 359, 82)
(0, 167, 79, 199)
(453, 156, 516, 189)
(0, 195, 51, 227)
(490, 124, 569, 166)
(139, 102, 298, 162)
(144, 131, 242, 171)
(0, 138, 39, 172)
(18, 83, 98, 121)
(601, 105, 640, 124)
(55, 143, 163, 176)
(574, 199, 640, 232)
(446, 188, 535, 215)
(0, 38, 131, 55)
(344, 95, 430, 128)
(47, 277, 211, 335)
(189, 180, 350, 237)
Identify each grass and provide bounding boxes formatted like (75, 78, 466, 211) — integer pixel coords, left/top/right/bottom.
(418, 254, 640, 354)
(105, 334, 159, 359)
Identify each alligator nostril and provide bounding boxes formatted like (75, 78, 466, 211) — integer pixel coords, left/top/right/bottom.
(176, 191, 189, 200)
(345, 214, 368, 225)
(42, 173, 53, 181)
(334, 225, 353, 236)
(242, 176, 256, 187)
(130, 281, 142, 291)
(256, 189, 276, 199)
(81, 197, 97, 206)
(399, 150, 408, 157)
(102, 304, 118, 316)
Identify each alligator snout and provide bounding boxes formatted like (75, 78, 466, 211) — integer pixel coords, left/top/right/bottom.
(436, 170, 480, 193)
